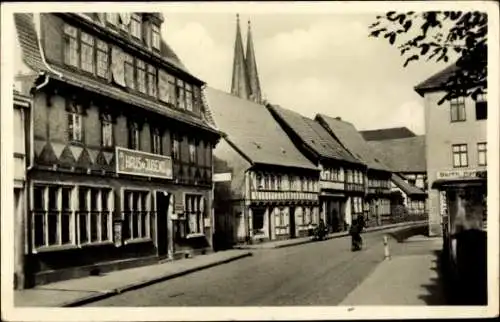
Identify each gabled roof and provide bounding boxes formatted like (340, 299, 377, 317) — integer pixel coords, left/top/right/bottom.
(13, 13, 217, 134)
(360, 127, 416, 141)
(392, 173, 426, 196)
(204, 87, 318, 171)
(268, 104, 362, 166)
(315, 114, 390, 172)
(367, 136, 426, 173)
(414, 64, 459, 96)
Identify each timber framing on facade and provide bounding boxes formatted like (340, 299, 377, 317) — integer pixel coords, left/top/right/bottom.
(14, 12, 222, 288)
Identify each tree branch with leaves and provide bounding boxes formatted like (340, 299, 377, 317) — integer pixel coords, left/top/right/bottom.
(369, 11, 487, 104)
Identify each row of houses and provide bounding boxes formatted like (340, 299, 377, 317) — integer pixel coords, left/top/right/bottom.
(11, 12, 427, 289)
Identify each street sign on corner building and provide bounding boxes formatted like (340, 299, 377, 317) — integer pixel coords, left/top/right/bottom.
(116, 147, 173, 179)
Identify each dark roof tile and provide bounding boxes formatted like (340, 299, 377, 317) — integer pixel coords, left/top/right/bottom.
(204, 88, 318, 171)
(414, 64, 459, 96)
(367, 136, 426, 173)
(360, 127, 416, 141)
(392, 173, 426, 196)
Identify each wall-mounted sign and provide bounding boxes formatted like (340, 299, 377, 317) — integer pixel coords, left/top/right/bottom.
(213, 172, 232, 182)
(116, 147, 173, 179)
(437, 169, 487, 180)
(174, 203, 184, 214)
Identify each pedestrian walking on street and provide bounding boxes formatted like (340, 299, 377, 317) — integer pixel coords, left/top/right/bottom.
(350, 215, 365, 251)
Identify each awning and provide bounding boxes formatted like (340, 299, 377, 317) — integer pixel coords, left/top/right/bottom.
(432, 177, 486, 189)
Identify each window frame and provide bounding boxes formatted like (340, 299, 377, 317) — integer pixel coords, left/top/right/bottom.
(477, 142, 487, 166)
(452, 144, 468, 168)
(130, 13, 142, 40)
(96, 39, 109, 79)
(172, 134, 180, 160)
(185, 194, 204, 235)
(475, 94, 487, 120)
(188, 139, 197, 164)
(122, 189, 151, 242)
(128, 121, 140, 150)
(151, 24, 161, 51)
(77, 185, 114, 246)
(101, 113, 114, 148)
(63, 24, 79, 68)
(151, 127, 162, 155)
(147, 65, 157, 98)
(450, 96, 466, 122)
(136, 59, 147, 94)
(124, 53, 135, 90)
(80, 31, 95, 74)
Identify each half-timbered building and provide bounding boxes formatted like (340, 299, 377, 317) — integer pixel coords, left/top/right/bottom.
(316, 115, 393, 226)
(205, 88, 320, 246)
(14, 12, 220, 287)
(267, 104, 366, 233)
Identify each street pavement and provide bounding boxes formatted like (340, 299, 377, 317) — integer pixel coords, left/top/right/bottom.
(84, 230, 441, 306)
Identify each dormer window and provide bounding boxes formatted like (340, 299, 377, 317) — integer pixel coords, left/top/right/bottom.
(151, 24, 160, 51)
(130, 14, 142, 39)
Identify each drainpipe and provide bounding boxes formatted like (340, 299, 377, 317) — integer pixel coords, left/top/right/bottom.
(33, 13, 62, 79)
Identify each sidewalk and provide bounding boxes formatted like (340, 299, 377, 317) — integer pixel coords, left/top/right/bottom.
(14, 249, 252, 307)
(234, 220, 427, 250)
(340, 236, 446, 306)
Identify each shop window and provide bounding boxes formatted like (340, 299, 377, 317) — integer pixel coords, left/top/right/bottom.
(32, 185, 75, 249)
(101, 114, 113, 148)
(450, 96, 466, 122)
(188, 139, 197, 164)
(80, 32, 94, 74)
(475, 94, 487, 120)
(123, 190, 150, 241)
(77, 187, 112, 245)
(452, 144, 468, 168)
(63, 24, 79, 67)
(128, 122, 140, 150)
(130, 13, 142, 39)
(151, 24, 160, 51)
(477, 142, 487, 166)
(275, 208, 286, 227)
(185, 194, 204, 235)
(147, 65, 157, 98)
(96, 40, 109, 79)
(136, 59, 147, 93)
(151, 128, 162, 155)
(124, 53, 135, 89)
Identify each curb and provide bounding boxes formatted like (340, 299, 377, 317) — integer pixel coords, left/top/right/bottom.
(61, 252, 253, 307)
(239, 221, 427, 250)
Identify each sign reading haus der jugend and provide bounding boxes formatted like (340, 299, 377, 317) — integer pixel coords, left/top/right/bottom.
(116, 147, 173, 179)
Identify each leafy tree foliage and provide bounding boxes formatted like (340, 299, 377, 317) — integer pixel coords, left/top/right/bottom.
(369, 11, 487, 104)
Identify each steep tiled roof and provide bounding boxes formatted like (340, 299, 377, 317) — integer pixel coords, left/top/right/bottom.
(414, 64, 459, 96)
(268, 104, 362, 166)
(360, 127, 416, 141)
(13, 13, 217, 134)
(367, 136, 426, 173)
(204, 87, 318, 171)
(315, 114, 390, 172)
(392, 173, 426, 196)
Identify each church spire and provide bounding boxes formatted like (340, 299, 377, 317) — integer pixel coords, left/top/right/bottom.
(230, 14, 251, 100)
(245, 19, 262, 104)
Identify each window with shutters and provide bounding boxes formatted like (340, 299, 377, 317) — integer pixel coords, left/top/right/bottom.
(129, 122, 140, 150)
(32, 184, 76, 250)
(63, 24, 79, 67)
(124, 53, 135, 89)
(96, 40, 109, 78)
(123, 190, 151, 241)
(147, 65, 157, 98)
(185, 194, 204, 235)
(80, 32, 94, 73)
(136, 59, 146, 93)
(452, 144, 468, 168)
(101, 114, 113, 148)
(450, 96, 466, 122)
(152, 24, 160, 51)
(185, 83, 193, 112)
(152, 128, 162, 155)
(130, 14, 142, 39)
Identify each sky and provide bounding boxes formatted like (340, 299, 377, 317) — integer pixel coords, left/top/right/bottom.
(161, 12, 453, 135)
(11, 10, 454, 135)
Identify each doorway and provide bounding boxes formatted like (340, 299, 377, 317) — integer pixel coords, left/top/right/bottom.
(289, 206, 296, 238)
(156, 191, 170, 258)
